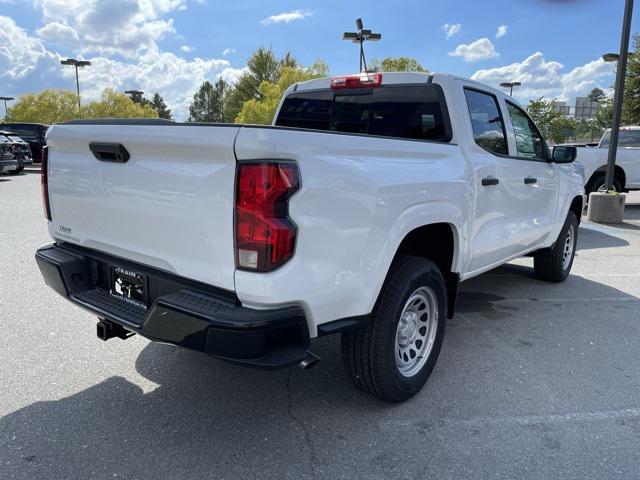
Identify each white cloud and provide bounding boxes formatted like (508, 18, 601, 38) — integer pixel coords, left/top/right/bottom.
(30, 0, 183, 58)
(449, 38, 499, 62)
(496, 25, 508, 38)
(471, 52, 616, 104)
(180, 45, 193, 52)
(261, 9, 312, 25)
(441, 23, 461, 39)
(222, 48, 236, 56)
(36, 22, 80, 47)
(0, 15, 240, 120)
(0, 16, 59, 81)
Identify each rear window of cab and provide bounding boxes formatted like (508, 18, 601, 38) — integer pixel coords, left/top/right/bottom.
(275, 85, 452, 143)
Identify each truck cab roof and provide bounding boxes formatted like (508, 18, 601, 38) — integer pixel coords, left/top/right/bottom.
(287, 71, 523, 109)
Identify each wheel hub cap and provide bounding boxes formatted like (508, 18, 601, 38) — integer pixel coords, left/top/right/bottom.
(562, 225, 575, 271)
(394, 286, 439, 378)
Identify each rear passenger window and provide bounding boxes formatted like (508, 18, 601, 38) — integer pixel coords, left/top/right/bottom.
(275, 91, 332, 130)
(464, 89, 508, 156)
(369, 86, 448, 140)
(275, 85, 451, 142)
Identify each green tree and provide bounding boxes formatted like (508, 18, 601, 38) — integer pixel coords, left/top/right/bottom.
(150, 92, 172, 119)
(235, 64, 327, 124)
(127, 91, 152, 107)
(188, 79, 227, 122)
(83, 89, 158, 119)
(371, 56, 427, 72)
(527, 97, 576, 143)
(595, 97, 614, 130)
(588, 88, 606, 104)
(575, 118, 603, 142)
(5, 89, 80, 124)
(223, 47, 303, 122)
(622, 34, 640, 124)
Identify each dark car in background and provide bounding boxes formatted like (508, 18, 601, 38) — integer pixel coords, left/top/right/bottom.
(0, 131, 33, 173)
(0, 135, 18, 174)
(0, 123, 48, 162)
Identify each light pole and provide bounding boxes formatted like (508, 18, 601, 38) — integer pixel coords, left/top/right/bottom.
(60, 58, 91, 113)
(602, 0, 633, 193)
(342, 18, 381, 72)
(500, 81, 521, 96)
(0, 96, 14, 120)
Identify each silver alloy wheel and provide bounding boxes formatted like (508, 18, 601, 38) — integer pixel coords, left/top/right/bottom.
(562, 224, 575, 271)
(394, 286, 439, 378)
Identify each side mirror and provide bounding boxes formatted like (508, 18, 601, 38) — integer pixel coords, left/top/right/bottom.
(552, 145, 577, 163)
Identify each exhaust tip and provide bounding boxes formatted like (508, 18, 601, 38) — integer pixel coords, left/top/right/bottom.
(298, 352, 320, 370)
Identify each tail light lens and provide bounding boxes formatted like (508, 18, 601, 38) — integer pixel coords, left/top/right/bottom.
(235, 162, 300, 272)
(41, 146, 52, 221)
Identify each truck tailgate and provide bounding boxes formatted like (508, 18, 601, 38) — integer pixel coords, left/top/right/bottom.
(46, 123, 240, 292)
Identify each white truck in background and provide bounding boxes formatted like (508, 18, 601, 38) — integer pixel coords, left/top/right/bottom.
(36, 72, 585, 402)
(576, 126, 640, 194)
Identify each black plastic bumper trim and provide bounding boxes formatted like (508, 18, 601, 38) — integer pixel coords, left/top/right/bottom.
(35, 243, 310, 369)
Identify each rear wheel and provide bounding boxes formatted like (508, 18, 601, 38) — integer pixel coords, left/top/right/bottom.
(341, 255, 447, 402)
(533, 212, 578, 282)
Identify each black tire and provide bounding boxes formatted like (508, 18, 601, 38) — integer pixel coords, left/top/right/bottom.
(585, 173, 622, 197)
(533, 212, 578, 282)
(341, 255, 447, 402)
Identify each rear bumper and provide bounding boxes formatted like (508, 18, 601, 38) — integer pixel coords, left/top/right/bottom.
(35, 243, 310, 369)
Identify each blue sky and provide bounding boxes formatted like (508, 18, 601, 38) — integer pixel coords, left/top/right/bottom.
(0, 0, 637, 119)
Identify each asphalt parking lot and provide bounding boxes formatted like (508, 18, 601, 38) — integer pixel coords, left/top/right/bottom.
(1, 169, 639, 479)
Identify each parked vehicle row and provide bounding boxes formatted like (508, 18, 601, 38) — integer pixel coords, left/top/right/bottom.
(0, 122, 48, 164)
(36, 72, 584, 402)
(0, 130, 33, 173)
(0, 134, 18, 174)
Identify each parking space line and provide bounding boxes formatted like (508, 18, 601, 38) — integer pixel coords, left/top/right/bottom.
(379, 406, 640, 432)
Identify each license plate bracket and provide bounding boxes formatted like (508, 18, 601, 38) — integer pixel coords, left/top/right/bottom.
(109, 266, 148, 310)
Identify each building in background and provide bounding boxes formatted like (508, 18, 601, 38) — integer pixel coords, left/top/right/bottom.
(551, 100, 571, 115)
(574, 97, 600, 120)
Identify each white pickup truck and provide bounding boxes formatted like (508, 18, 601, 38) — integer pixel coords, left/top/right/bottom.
(36, 72, 585, 401)
(576, 126, 640, 194)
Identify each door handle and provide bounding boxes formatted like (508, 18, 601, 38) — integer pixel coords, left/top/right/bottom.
(482, 177, 499, 186)
(89, 142, 130, 163)
(524, 177, 538, 185)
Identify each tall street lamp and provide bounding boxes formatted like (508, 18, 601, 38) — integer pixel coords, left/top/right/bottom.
(342, 18, 381, 72)
(603, 53, 620, 63)
(500, 81, 521, 96)
(0, 96, 14, 120)
(602, 0, 634, 192)
(60, 58, 92, 112)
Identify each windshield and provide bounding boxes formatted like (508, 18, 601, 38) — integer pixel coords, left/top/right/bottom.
(600, 129, 640, 148)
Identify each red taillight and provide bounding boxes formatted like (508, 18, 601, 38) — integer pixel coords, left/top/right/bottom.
(41, 146, 52, 221)
(331, 73, 382, 89)
(235, 162, 300, 272)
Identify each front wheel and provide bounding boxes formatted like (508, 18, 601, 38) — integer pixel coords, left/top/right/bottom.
(341, 255, 447, 402)
(533, 212, 578, 282)
(586, 173, 622, 197)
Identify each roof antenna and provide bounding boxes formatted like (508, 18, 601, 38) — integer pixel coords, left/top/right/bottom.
(342, 18, 382, 72)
